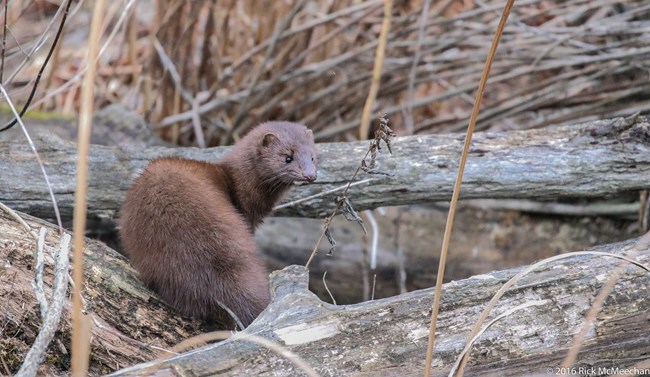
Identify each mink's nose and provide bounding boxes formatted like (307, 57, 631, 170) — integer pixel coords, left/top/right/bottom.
(302, 172, 317, 182)
(301, 159, 317, 182)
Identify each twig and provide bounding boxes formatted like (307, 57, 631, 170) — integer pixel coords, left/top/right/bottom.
(364, 210, 380, 270)
(274, 178, 376, 211)
(322, 271, 336, 305)
(191, 94, 207, 148)
(305, 115, 394, 269)
(371, 274, 377, 300)
(0, 0, 73, 132)
(358, 0, 392, 140)
(0, 201, 34, 237)
(423, 1, 515, 376)
(16, 232, 71, 377)
(151, 38, 206, 148)
(33, 227, 49, 320)
(0, 0, 7, 83)
(360, 232, 370, 302)
(30, 0, 134, 110)
(0, 353, 10, 377)
(0, 84, 63, 234)
(3, 0, 77, 85)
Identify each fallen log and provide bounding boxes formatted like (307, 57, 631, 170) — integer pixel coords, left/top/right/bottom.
(1, 115, 649, 223)
(1, 207, 648, 376)
(112, 237, 650, 376)
(0, 210, 205, 376)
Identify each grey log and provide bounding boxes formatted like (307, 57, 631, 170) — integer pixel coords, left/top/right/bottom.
(2, 204, 648, 376)
(1, 115, 649, 223)
(112, 236, 650, 376)
(0, 210, 206, 376)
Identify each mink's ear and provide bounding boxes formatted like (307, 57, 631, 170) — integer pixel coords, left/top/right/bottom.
(261, 133, 279, 147)
(306, 129, 313, 139)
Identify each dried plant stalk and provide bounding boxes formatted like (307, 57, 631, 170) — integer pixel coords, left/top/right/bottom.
(4, 1, 650, 146)
(423, 1, 515, 376)
(71, 0, 106, 375)
(305, 114, 394, 269)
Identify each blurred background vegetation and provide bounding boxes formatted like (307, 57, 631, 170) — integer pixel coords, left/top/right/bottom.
(2, 0, 649, 146)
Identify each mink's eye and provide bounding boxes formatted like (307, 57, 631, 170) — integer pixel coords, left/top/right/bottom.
(285, 155, 293, 163)
(311, 156, 314, 162)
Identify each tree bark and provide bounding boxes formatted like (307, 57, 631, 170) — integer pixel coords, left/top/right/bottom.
(0, 210, 205, 376)
(1, 115, 649, 223)
(2, 201, 648, 376)
(112, 236, 650, 377)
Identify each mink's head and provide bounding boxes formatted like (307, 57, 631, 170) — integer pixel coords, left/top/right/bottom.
(244, 121, 317, 185)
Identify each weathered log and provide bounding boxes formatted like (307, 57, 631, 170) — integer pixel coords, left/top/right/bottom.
(0, 210, 205, 376)
(1, 115, 649, 223)
(258, 205, 636, 304)
(2, 204, 648, 376)
(112, 237, 650, 376)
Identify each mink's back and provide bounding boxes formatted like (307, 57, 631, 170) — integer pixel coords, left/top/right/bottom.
(119, 157, 270, 326)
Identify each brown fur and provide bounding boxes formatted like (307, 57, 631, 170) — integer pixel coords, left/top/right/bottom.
(119, 121, 317, 327)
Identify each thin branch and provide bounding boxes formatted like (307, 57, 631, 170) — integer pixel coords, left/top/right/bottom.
(33, 227, 49, 320)
(16, 232, 71, 377)
(322, 271, 336, 305)
(0, 201, 34, 237)
(305, 152, 372, 268)
(151, 37, 206, 148)
(0, 0, 7, 83)
(0, 0, 73, 132)
(364, 210, 380, 270)
(305, 115, 394, 268)
(30, 0, 134, 110)
(4, 0, 78, 85)
(274, 178, 376, 211)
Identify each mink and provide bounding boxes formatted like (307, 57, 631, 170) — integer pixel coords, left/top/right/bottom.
(119, 121, 317, 327)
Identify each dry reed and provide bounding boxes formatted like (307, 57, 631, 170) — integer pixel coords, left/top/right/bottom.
(0, 0, 648, 146)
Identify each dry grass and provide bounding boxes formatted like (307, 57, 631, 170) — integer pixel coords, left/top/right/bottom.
(71, 0, 106, 375)
(424, 1, 515, 375)
(0, 0, 648, 145)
